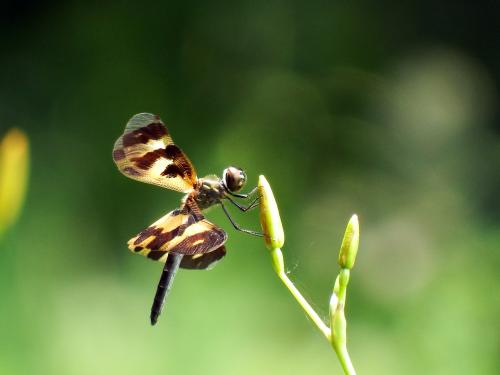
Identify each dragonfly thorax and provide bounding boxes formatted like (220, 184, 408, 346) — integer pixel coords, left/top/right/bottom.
(193, 175, 226, 210)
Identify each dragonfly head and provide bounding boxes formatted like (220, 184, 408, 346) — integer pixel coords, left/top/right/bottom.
(222, 166, 246, 192)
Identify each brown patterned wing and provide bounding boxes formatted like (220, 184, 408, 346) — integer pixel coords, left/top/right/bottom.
(128, 201, 228, 264)
(179, 246, 226, 270)
(113, 113, 197, 193)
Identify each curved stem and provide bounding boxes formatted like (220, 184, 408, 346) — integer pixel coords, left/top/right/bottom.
(272, 249, 331, 341)
(335, 343, 356, 375)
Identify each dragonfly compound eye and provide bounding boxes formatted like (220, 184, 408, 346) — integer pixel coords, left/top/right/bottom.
(223, 166, 246, 192)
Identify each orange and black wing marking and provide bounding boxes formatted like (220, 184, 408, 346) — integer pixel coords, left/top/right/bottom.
(179, 246, 226, 270)
(128, 198, 227, 268)
(113, 113, 197, 193)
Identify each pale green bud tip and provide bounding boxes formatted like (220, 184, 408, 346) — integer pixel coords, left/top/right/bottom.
(258, 175, 285, 250)
(338, 214, 360, 269)
(333, 274, 341, 295)
(329, 292, 339, 315)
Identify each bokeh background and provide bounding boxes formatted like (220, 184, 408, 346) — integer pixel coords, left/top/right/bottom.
(1, 1, 499, 374)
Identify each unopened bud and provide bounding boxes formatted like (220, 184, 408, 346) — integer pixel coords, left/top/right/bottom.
(338, 215, 359, 269)
(258, 175, 285, 250)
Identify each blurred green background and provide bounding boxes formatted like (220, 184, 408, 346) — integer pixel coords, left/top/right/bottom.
(1, 1, 499, 374)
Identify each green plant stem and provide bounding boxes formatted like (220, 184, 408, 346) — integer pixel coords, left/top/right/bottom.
(272, 248, 357, 375)
(271, 248, 331, 341)
(331, 270, 356, 375)
(334, 338, 356, 375)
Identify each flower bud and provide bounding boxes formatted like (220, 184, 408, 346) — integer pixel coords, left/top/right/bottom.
(338, 214, 360, 269)
(258, 175, 284, 250)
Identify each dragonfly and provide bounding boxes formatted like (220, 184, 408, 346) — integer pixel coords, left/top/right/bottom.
(113, 113, 261, 325)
